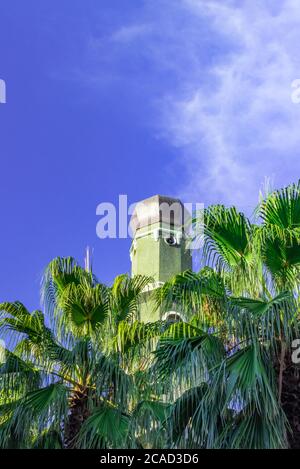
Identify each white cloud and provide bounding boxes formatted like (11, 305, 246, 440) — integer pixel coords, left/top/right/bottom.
(91, 0, 300, 210)
(111, 24, 153, 43)
(156, 0, 300, 209)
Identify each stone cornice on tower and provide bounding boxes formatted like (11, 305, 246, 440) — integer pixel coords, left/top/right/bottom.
(130, 194, 191, 236)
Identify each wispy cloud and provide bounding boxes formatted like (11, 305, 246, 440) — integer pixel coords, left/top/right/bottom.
(89, 0, 300, 209)
(160, 0, 300, 209)
(111, 24, 153, 43)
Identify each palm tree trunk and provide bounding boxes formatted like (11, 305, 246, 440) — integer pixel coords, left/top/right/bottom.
(280, 355, 300, 448)
(64, 390, 90, 449)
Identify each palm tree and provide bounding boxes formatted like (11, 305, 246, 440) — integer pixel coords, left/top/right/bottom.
(0, 256, 165, 448)
(154, 181, 300, 448)
(1, 182, 299, 449)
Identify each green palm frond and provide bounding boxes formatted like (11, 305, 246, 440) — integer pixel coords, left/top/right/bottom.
(224, 344, 277, 411)
(56, 282, 109, 335)
(226, 406, 288, 449)
(131, 399, 171, 449)
(133, 399, 171, 423)
(229, 292, 297, 345)
(114, 320, 165, 355)
(41, 257, 102, 336)
(110, 274, 152, 323)
(261, 236, 300, 289)
(154, 268, 226, 324)
(203, 205, 253, 270)
(0, 348, 41, 398)
(167, 384, 208, 448)
(154, 321, 225, 381)
(33, 427, 63, 449)
(255, 182, 300, 291)
(2, 383, 68, 446)
(258, 180, 300, 240)
(42, 257, 94, 310)
(77, 404, 130, 449)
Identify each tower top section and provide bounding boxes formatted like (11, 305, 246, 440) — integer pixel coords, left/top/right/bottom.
(130, 194, 190, 237)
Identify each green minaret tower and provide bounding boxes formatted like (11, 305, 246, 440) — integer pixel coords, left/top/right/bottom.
(130, 195, 192, 322)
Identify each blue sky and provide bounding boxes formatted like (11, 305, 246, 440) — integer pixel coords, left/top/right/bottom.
(1, 0, 300, 310)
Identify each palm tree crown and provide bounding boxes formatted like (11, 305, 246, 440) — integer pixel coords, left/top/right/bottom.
(0, 181, 299, 449)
